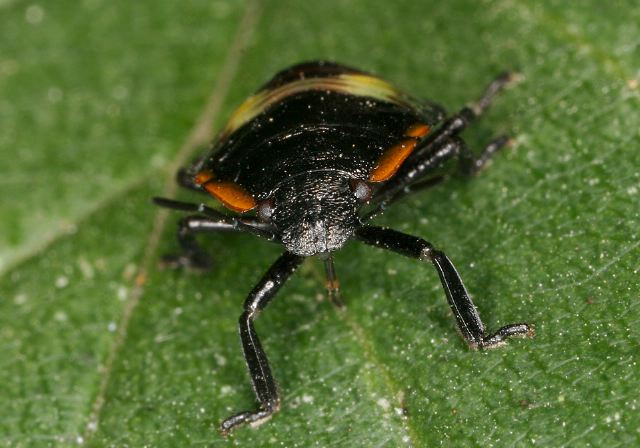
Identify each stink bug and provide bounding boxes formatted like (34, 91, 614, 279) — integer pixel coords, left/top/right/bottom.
(154, 61, 533, 434)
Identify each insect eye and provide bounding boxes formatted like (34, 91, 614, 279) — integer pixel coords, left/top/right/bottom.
(257, 199, 274, 222)
(349, 179, 373, 202)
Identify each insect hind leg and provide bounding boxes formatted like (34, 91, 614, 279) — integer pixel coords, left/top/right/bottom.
(364, 72, 519, 221)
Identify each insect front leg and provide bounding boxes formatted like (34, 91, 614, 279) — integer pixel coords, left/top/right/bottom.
(153, 197, 276, 270)
(162, 215, 231, 270)
(221, 251, 305, 435)
(355, 225, 533, 349)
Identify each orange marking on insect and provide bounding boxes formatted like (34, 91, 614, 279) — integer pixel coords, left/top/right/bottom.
(326, 278, 340, 290)
(194, 169, 215, 185)
(369, 138, 418, 182)
(203, 181, 257, 213)
(405, 123, 431, 138)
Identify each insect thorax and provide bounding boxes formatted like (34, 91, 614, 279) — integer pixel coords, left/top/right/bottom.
(270, 171, 360, 256)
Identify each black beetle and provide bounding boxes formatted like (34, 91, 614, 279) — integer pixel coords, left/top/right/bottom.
(154, 61, 533, 434)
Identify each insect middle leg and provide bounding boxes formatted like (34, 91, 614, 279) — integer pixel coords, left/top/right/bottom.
(356, 225, 533, 348)
(322, 254, 345, 307)
(367, 134, 508, 221)
(221, 251, 305, 435)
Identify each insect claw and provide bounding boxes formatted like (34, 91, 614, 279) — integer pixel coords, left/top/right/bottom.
(480, 323, 533, 349)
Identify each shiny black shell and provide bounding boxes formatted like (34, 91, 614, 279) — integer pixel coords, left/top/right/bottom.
(193, 61, 446, 204)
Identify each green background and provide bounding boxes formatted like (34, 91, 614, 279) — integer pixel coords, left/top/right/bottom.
(1, 0, 638, 446)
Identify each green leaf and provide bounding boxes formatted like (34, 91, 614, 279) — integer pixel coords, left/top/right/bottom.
(1, 0, 638, 446)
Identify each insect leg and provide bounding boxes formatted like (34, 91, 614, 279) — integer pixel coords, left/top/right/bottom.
(405, 71, 517, 183)
(323, 254, 345, 307)
(366, 137, 469, 220)
(355, 225, 533, 349)
(374, 71, 515, 199)
(372, 137, 463, 204)
(366, 132, 511, 222)
(458, 135, 511, 175)
(221, 251, 305, 435)
(421, 72, 517, 151)
(153, 198, 277, 269)
(175, 150, 212, 194)
(162, 215, 237, 270)
(154, 196, 235, 220)
(176, 167, 205, 193)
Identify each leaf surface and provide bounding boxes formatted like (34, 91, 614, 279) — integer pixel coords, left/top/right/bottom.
(1, 0, 638, 446)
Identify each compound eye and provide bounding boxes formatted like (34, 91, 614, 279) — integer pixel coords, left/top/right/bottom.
(349, 179, 373, 203)
(257, 198, 274, 222)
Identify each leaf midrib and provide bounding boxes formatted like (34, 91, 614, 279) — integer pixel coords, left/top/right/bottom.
(81, 2, 262, 444)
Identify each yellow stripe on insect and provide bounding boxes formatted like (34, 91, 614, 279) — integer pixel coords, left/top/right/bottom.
(222, 74, 410, 137)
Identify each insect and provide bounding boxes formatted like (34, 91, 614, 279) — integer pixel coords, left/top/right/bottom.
(154, 61, 533, 434)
